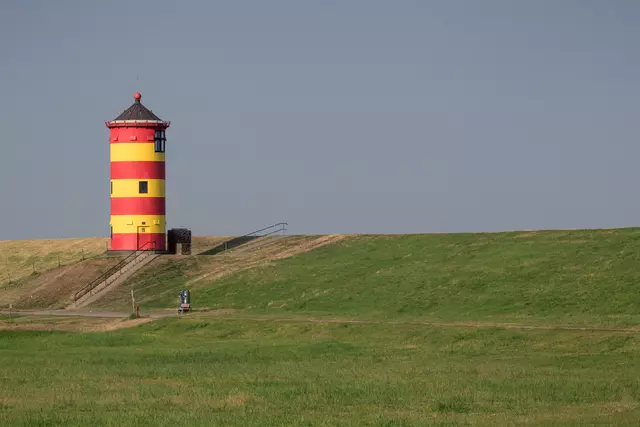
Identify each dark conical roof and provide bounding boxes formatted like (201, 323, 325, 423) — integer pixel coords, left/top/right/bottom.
(112, 92, 163, 121)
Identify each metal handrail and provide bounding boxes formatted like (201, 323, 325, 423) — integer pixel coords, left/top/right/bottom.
(218, 223, 288, 253)
(198, 223, 288, 256)
(242, 222, 288, 239)
(73, 241, 156, 302)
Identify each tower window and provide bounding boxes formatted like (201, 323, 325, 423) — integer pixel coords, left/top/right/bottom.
(139, 181, 148, 194)
(154, 130, 166, 153)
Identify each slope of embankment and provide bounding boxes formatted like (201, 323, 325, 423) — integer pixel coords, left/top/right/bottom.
(89, 235, 346, 311)
(0, 237, 117, 309)
(98, 228, 640, 328)
(0, 237, 109, 283)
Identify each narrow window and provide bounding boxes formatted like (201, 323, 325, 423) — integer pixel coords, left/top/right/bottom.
(139, 181, 148, 194)
(154, 130, 166, 153)
(110, 181, 113, 194)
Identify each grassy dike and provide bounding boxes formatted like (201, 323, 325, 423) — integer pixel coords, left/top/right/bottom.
(120, 229, 640, 327)
(3, 228, 640, 425)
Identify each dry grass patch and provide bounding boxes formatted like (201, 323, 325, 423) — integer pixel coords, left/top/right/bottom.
(0, 237, 108, 283)
(0, 315, 153, 332)
(222, 392, 250, 408)
(515, 231, 538, 238)
(1, 256, 122, 309)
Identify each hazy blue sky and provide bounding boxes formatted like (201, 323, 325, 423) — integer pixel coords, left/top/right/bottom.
(1, 0, 639, 239)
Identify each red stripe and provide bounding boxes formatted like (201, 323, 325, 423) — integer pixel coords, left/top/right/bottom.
(111, 197, 165, 215)
(111, 233, 166, 251)
(111, 161, 165, 179)
(109, 127, 156, 143)
(111, 233, 165, 251)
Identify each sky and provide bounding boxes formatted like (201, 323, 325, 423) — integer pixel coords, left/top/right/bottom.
(0, 0, 639, 239)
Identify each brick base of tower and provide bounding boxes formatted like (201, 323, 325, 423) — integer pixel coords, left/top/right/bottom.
(111, 233, 166, 251)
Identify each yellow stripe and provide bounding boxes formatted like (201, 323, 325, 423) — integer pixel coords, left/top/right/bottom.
(111, 179, 165, 198)
(110, 215, 166, 234)
(110, 143, 166, 162)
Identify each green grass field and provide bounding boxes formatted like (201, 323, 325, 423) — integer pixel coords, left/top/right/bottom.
(3, 228, 640, 425)
(2, 315, 640, 426)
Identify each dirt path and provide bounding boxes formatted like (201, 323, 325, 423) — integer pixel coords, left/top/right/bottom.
(2, 309, 640, 334)
(0, 309, 177, 319)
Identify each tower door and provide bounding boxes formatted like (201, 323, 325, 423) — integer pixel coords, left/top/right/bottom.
(137, 226, 149, 250)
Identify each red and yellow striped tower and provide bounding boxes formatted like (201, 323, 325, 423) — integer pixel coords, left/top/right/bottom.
(106, 92, 171, 251)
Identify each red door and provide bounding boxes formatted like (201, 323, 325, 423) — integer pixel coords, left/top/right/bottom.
(137, 226, 148, 250)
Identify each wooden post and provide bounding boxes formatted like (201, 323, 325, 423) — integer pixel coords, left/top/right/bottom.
(136, 304, 140, 318)
(131, 289, 136, 315)
(58, 254, 61, 267)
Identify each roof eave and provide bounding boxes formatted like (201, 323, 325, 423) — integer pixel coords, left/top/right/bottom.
(105, 120, 171, 128)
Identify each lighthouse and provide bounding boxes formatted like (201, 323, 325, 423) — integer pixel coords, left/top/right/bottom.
(106, 92, 170, 251)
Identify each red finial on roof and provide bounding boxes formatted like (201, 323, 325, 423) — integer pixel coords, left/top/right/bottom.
(134, 92, 142, 101)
